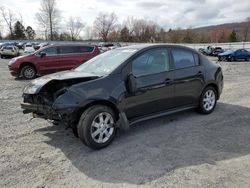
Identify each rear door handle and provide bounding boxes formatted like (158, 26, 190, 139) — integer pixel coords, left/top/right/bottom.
(164, 78, 173, 85)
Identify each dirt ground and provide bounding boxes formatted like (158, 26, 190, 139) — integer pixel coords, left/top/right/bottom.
(1, 56, 250, 188)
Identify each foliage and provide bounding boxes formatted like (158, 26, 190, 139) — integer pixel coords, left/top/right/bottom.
(13, 21, 26, 39)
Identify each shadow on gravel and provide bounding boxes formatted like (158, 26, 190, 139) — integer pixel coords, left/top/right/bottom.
(36, 102, 250, 184)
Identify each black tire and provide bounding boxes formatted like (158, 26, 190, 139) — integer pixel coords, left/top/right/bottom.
(1, 55, 4, 59)
(77, 105, 117, 149)
(245, 57, 249, 61)
(20, 65, 36, 79)
(199, 86, 218, 114)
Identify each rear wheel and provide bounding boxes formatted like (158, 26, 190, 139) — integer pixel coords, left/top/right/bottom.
(20, 65, 36, 79)
(77, 105, 117, 149)
(245, 57, 249, 61)
(199, 86, 217, 114)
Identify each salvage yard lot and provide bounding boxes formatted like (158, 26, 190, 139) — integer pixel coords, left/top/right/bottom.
(1, 56, 250, 188)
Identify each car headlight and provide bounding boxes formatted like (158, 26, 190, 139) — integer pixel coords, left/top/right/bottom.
(8, 58, 16, 66)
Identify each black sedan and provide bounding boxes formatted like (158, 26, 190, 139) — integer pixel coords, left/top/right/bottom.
(21, 44, 224, 149)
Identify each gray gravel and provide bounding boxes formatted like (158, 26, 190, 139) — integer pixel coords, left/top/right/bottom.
(1, 56, 250, 188)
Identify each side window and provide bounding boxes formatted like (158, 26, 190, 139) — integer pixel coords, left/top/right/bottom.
(79, 46, 94, 53)
(172, 48, 196, 69)
(41, 47, 58, 55)
(132, 48, 170, 77)
(59, 46, 78, 54)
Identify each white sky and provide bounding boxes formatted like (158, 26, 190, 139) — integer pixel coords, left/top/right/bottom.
(1, 0, 250, 37)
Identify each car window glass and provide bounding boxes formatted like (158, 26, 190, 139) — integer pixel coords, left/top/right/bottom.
(59, 46, 78, 54)
(172, 49, 196, 69)
(5, 47, 13, 50)
(79, 46, 94, 53)
(41, 47, 58, 55)
(132, 48, 170, 77)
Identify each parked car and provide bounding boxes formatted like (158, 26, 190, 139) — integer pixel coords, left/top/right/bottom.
(8, 44, 100, 79)
(35, 42, 50, 50)
(212, 47, 224, 56)
(218, 49, 250, 61)
(0, 46, 19, 58)
(98, 42, 120, 53)
(0, 42, 17, 49)
(20, 44, 224, 149)
(24, 44, 35, 54)
(17, 42, 27, 49)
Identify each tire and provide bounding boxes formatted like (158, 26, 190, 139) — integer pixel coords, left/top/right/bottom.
(20, 65, 36, 79)
(1, 55, 4, 59)
(227, 56, 232, 62)
(245, 57, 249, 61)
(199, 86, 217, 114)
(77, 105, 117, 149)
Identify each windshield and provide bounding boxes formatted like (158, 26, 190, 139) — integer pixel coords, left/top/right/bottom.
(75, 48, 138, 75)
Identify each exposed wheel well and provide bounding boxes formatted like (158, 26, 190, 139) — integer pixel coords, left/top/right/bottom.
(76, 100, 120, 124)
(19, 62, 37, 74)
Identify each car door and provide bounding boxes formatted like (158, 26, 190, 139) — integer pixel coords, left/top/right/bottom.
(36, 46, 60, 74)
(57, 46, 83, 71)
(242, 49, 249, 59)
(171, 48, 205, 107)
(124, 48, 175, 120)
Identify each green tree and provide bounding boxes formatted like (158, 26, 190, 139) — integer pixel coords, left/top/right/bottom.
(26, 26, 36, 40)
(229, 30, 237, 42)
(120, 26, 130, 42)
(13, 21, 26, 39)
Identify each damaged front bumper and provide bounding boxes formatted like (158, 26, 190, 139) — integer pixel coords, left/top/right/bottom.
(21, 102, 62, 120)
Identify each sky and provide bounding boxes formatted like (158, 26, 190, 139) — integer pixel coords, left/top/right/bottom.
(1, 0, 250, 37)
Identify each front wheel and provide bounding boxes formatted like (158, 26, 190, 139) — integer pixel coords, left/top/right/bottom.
(20, 65, 36, 79)
(199, 86, 217, 114)
(77, 105, 117, 149)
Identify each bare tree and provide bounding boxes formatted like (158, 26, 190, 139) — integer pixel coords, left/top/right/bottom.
(36, 0, 61, 40)
(93, 12, 118, 42)
(85, 26, 94, 40)
(242, 17, 250, 42)
(67, 17, 85, 41)
(0, 7, 16, 38)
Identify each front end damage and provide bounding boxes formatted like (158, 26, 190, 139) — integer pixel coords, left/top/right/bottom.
(21, 76, 99, 129)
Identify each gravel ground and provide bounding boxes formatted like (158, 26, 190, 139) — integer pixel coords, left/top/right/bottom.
(0, 56, 250, 188)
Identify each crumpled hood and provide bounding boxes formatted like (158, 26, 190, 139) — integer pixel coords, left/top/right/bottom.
(23, 70, 99, 94)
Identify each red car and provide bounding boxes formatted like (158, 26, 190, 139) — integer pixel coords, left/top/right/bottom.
(8, 44, 100, 79)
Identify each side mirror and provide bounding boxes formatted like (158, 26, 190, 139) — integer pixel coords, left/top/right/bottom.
(127, 73, 137, 93)
(40, 52, 46, 58)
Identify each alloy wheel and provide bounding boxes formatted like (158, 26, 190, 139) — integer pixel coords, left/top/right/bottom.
(23, 67, 35, 79)
(203, 90, 216, 111)
(91, 112, 114, 144)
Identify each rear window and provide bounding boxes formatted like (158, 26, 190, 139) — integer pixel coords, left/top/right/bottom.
(172, 48, 197, 69)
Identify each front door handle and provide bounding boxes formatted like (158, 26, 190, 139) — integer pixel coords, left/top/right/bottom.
(197, 71, 203, 76)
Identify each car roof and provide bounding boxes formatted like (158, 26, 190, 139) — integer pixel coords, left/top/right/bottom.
(119, 44, 198, 53)
(49, 44, 96, 47)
